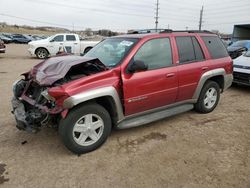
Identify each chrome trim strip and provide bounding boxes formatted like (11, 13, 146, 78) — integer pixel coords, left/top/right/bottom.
(63, 86, 125, 121)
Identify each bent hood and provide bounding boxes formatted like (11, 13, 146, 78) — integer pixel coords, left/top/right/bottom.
(30, 55, 107, 86)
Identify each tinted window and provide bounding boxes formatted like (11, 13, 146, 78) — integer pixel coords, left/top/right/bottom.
(202, 36, 228, 59)
(176, 36, 205, 63)
(192, 37, 205, 61)
(66, 35, 76, 41)
(134, 38, 172, 70)
(53, 35, 64, 42)
(176, 37, 195, 63)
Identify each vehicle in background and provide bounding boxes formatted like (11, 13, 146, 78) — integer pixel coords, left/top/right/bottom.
(227, 40, 250, 59)
(0, 39, 6, 53)
(12, 30, 233, 154)
(28, 33, 99, 59)
(233, 50, 250, 86)
(221, 39, 232, 47)
(0, 34, 13, 43)
(12, 34, 31, 44)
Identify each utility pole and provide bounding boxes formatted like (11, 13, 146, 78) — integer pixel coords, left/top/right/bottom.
(155, 0, 159, 31)
(199, 5, 204, 31)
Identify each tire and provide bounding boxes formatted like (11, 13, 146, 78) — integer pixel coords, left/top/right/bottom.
(194, 81, 220, 113)
(36, 48, 49, 59)
(84, 47, 92, 54)
(59, 103, 112, 154)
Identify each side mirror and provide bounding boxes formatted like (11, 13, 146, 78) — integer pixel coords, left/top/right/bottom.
(50, 39, 54, 42)
(128, 60, 148, 73)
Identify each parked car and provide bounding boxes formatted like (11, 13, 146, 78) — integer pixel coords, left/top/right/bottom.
(0, 34, 13, 43)
(11, 31, 233, 154)
(28, 33, 100, 59)
(227, 40, 250, 59)
(0, 39, 6, 53)
(233, 50, 250, 85)
(12, 34, 31, 44)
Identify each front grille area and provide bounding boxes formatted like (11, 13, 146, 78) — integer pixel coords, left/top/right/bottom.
(233, 72, 250, 85)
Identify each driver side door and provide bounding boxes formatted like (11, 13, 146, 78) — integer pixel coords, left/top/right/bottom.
(122, 37, 178, 116)
(48, 34, 65, 55)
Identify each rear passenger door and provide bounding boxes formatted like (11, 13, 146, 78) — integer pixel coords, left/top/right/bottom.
(64, 35, 80, 54)
(175, 36, 207, 102)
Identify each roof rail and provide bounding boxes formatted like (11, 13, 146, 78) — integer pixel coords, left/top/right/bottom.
(160, 29, 214, 34)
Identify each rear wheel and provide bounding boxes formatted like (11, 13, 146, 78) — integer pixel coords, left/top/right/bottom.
(36, 48, 49, 59)
(194, 81, 220, 113)
(59, 103, 112, 154)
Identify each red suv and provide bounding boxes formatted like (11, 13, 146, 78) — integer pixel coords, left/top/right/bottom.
(12, 30, 233, 154)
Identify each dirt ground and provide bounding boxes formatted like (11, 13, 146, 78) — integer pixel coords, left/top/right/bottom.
(0, 44, 250, 188)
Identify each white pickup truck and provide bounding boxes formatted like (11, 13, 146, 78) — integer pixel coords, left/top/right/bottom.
(28, 33, 100, 59)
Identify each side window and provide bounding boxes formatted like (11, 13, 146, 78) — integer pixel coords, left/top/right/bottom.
(191, 37, 205, 61)
(134, 38, 172, 70)
(66, 35, 76, 41)
(201, 36, 228, 59)
(53, 35, 64, 42)
(176, 37, 195, 63)
(176, 36, 205, 63)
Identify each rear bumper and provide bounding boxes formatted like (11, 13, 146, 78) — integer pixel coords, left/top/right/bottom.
(224, 74, 233, 90)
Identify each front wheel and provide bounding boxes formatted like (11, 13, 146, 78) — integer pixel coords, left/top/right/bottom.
(59, 103, 112, 154)
(36, 48, 49, 59)
(194, 81, 220, 113)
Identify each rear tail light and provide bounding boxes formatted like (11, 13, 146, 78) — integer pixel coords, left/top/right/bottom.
(225, 60, 233, 74)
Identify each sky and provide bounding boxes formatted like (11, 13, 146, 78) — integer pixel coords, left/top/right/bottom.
(0, 0, 250, 33)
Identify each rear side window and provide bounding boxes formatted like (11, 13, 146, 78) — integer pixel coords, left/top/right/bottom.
(176, 36, 204, 63)
(201, 36, 228, 59)
(66, 35, 76, 41)
(134, 38, 172, 70)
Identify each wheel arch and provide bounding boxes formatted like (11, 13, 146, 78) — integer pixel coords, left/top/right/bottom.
(35, 47, 50, 56)
(63, 86, 124, 124)
(83, 46, 93, 53)
(193, 68, 226, 100)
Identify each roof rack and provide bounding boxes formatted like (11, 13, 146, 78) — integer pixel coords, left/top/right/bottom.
(160, 29, 214, 34)
(127, 29, 214, 35)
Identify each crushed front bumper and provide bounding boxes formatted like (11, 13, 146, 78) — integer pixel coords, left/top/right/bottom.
(11, 97, 46, 132)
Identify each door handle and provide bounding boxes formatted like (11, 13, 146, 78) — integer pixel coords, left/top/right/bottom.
(202, 66, 208, 71)
(74, 43, 78, 45)
(59, 43, 63, 45)
(166, 73, 175, 78)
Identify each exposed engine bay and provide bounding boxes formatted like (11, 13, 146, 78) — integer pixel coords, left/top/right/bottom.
(11, 55, 107, 132)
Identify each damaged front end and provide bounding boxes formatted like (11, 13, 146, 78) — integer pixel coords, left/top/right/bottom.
(12, 79, 62, 132)
(11, 55, 107, 133)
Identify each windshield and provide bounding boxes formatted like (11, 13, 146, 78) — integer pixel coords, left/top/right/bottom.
(244, 50, 250, 57)
(231, 41, 248, 48)
(84, 38, 138, 67)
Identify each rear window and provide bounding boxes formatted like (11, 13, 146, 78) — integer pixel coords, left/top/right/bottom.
(201, 36, 228, 59)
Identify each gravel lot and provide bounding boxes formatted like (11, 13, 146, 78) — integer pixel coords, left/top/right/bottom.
(0, 44, 250, 188)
